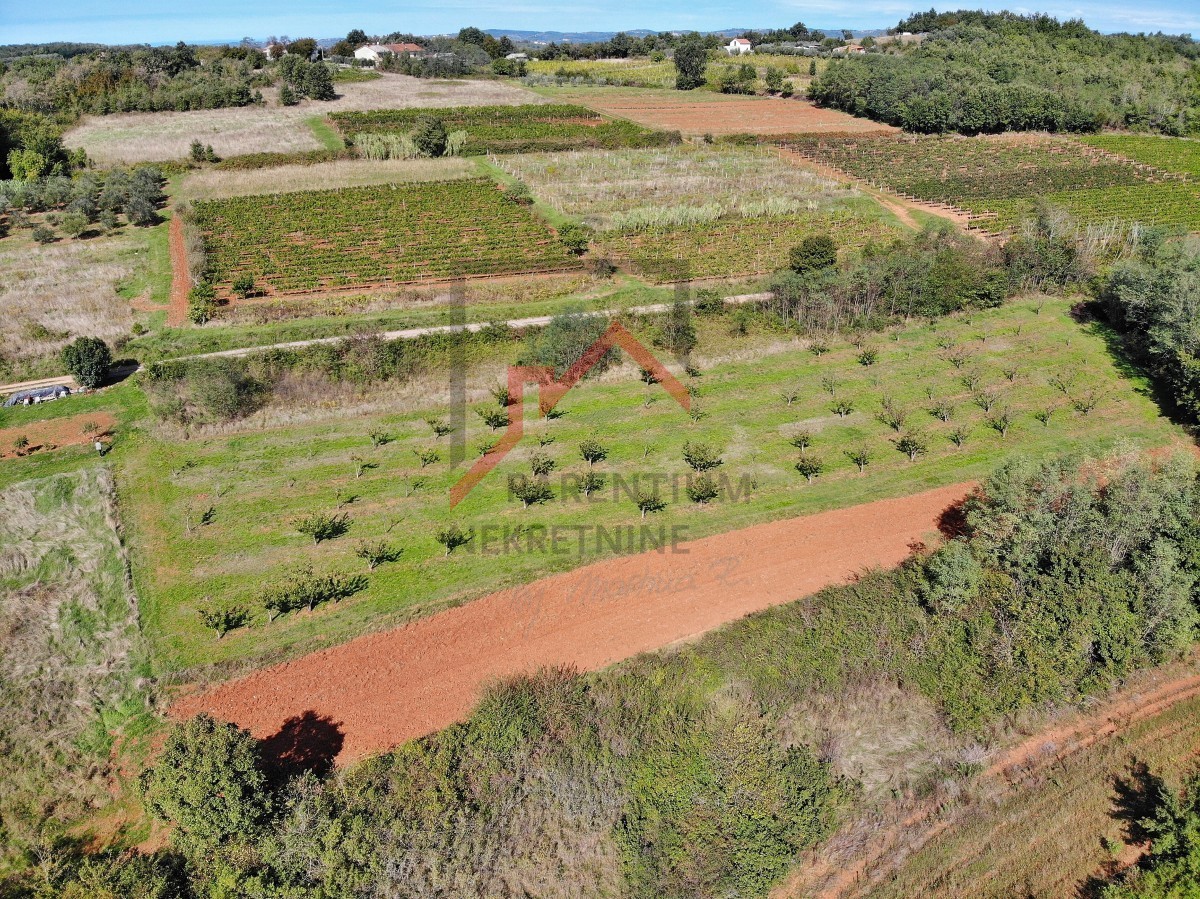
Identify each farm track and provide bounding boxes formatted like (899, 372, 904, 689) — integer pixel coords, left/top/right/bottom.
(169, 482, 972, 765)
(777, 659, 1200, 899)
(167, 212, 189, 327)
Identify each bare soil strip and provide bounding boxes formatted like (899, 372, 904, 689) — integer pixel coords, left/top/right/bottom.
(778, 659, 1200, 898)
(0, 412, 117, 460)
(166, 213, 188, 327)
(170, 482, 972, 764)
(580, 94, 898, 137)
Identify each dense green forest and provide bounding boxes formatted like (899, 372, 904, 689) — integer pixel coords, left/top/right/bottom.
(809, 12, 1200, 134)
(7, 450, 1200, 898)
(0, 43, 273, 116)
(1101, 239, 1200, 420)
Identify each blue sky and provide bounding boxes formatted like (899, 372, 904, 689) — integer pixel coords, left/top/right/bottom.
(2, 0, 1198, 45)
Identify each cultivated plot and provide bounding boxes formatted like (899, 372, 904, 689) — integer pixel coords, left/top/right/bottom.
(1079, 133, 1200, 179)
(178, 156, 477, 200)
(65, 74, 544, 164)
(192, 178, 581, 297)
(331, 103, 675, 154)
(498, 144, 890, 279)
(497, 144, 850, 229)
(785, 133, 1200, 233)
(539, 86, 898, 135)
(121, 296, 1182, 673)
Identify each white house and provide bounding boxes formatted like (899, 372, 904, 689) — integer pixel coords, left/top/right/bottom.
(354, 44, 387, 62)
(726, 38, 752, 55)
(353, 42, 424, 63)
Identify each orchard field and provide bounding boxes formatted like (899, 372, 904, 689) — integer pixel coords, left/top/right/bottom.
(113, 295, 1183, 674)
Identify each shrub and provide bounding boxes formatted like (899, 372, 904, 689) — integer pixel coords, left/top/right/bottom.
(635, 490, 666, 518)
(139, 714, 271, 849)
(426, 417, 453, 438)
(477, 407, 509, 431)
(435, 524, 472, 554)
(279, 83, 298, 105)
(796, 456, 824, 483)
(682, 441, 723, 472)
(32, 224, 55, 244)
(788, 430, 814, 454)
(231, 272, 256, 298)
(61, 211, 88, 238)
(12, 434, 29, 454)
(414, 447, 440, 467)
(197, 602, 250, 639)
(522, 309, 615, 379)
(508, 473, 554, 508)
(847, 444, 872, 473)
(529, 452, 555, 476)
(187, 283, 218, 324)
(294, 510, 350, 543)
(61, 336, 112, 388)
(687, 473, 721, 504)
(412, 115, 448, 157)
(557, 222, 593, 254)
(895, 432, 928, 462)
(831, 399, 854, 417)
(261, 565, 367, 619)
(789, 235, 838, 274)
(579, 438, 608, 465)
(577, 470, 606, 497)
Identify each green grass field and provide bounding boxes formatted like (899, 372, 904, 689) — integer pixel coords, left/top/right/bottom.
(116, 295, 1184, 676)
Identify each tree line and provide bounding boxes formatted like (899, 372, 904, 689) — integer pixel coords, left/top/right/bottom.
(809, 11, 1200, 135)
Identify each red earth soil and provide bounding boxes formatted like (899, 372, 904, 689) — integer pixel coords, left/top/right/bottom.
(166, 212, 189, 327)
(171, 482, 972, 765)
(0, 411, 116, 460)
(588, 95, 898, 136)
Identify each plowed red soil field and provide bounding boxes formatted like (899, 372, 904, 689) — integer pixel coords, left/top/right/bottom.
(167, 212, 188, 327)
(171, 482, 971, 764)
(0, 411, 116, 460)
(587, 95, 898, 136)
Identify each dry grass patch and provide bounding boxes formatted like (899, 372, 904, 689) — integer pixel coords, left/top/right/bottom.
(0, 233, 139, 363)
(498, 143, 851, 230)
(180, 156, 477, 200)
(66, 74, 543, 165)
(0, 468, 148, 868)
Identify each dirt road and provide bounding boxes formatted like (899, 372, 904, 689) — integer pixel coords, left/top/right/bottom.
(170, 482, 972, 764)
(166, 213, 189, 327)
